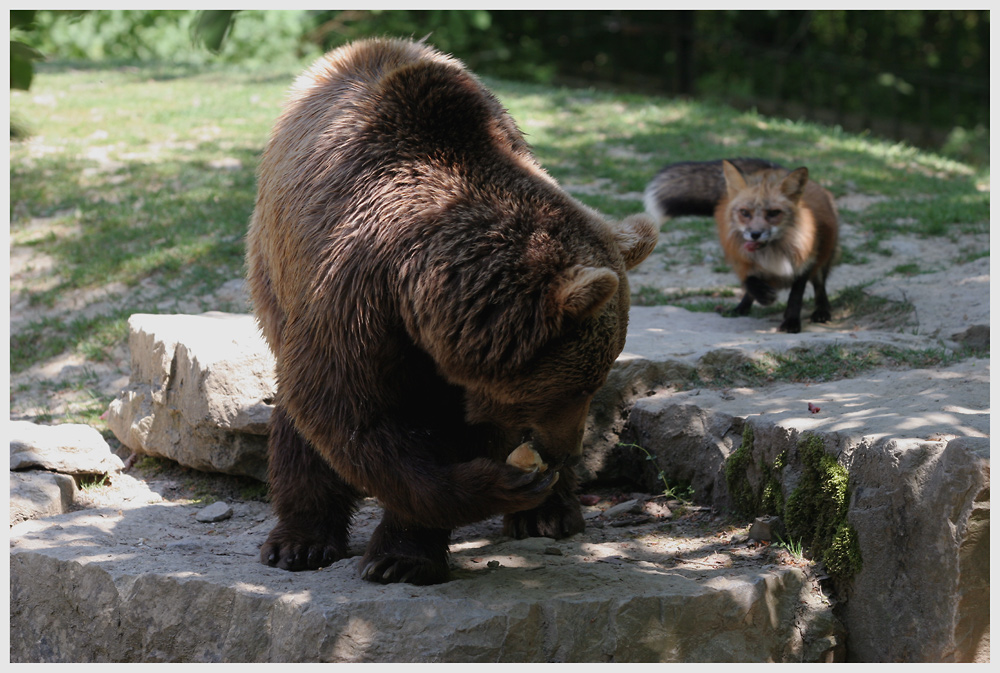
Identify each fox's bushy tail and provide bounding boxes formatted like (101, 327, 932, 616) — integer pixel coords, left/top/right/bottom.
(643, 158, 784, 220)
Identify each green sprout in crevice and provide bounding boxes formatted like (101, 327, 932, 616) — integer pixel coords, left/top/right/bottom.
(619, 442, 694, 504)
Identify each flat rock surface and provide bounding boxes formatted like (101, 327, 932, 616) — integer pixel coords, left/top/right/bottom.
(11, 490, 838, 662)
(658, 357, 989, 443)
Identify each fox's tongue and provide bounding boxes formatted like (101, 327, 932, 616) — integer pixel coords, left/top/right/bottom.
(744, 240, 762, 252)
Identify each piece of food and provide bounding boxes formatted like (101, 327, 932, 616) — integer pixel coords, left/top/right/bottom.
(506, 443, 548, 472)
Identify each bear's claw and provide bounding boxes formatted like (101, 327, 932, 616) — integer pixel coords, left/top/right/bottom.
(360, 555, 448, 585)
(259, 525, 347, 571)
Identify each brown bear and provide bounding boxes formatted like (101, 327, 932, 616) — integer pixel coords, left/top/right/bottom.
(246, 37, 658, 585)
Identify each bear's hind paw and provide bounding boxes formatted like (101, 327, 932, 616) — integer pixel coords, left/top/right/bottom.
(260, 527, 347, 571)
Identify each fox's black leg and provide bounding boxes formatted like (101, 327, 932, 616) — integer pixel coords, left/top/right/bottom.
(810, 271, 832, 323)
(744, 275, 777, 306)
(779, 274, 810, 333)
(728, 292, 755, 317)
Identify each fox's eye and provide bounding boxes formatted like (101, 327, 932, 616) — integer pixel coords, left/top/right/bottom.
(738, 209, 752, 219)
(766, 209, 783, 219)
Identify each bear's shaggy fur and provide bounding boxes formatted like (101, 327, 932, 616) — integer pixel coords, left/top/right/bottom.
(246, 37, 657, 585)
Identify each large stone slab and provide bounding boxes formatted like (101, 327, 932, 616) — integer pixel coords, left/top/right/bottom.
(9, 471, 77, 525)
(105, 312, 275, 480)
(620, 359, 990, 662)
(10, 497, 842, 663)
(10, 420, 123, 475)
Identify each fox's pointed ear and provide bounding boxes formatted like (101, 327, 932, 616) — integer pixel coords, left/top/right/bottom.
(614, 213, 658, 270)
(721, 160, 748, 199)
(551, 265, 619, 324)
(780, 167, 809, 201)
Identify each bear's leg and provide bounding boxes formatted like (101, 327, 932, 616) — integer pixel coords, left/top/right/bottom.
(502, 463, 585, 539)
(260, 405, 359, 571)
(360, 510, 451, 585)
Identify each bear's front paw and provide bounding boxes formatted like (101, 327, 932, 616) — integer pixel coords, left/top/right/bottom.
(259, 524, 347, 571)
(359, 553, 450, 585)
(496, 464, 560, 513)
(503, 496, 585, 539)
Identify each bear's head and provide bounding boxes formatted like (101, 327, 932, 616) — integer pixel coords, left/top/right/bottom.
(401, 209, 658, 463)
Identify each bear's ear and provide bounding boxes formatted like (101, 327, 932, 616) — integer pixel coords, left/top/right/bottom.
(721, 160, 748, 200)
(613, 213, 658, 270)
(551, 265, 619, 324)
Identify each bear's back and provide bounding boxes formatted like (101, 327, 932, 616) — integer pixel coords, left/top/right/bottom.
(248, 39, 557, 323)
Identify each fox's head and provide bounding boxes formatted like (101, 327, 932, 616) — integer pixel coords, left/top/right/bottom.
(721, 160, 808, 253)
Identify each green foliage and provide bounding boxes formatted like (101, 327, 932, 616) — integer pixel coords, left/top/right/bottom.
(774, 535, 805, 559)
(14, 10, 987, 160)
(10, 10, 45, 90)
(619, 443, 694, 503)
(191, 10, 237, 54)
(79, 473, 111, 490)
(20, 10, 317, 66)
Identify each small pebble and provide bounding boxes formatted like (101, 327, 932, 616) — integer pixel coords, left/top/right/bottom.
(195, 501, 233, 523)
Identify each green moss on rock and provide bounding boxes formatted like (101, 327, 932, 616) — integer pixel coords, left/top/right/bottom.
(724, 423, 786, 518)
(785, 435, 862, 581)
(725, 423, 757, 517)
(724, 430, 862, 581)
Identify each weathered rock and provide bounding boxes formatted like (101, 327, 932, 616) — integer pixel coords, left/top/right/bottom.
(748, 516, 785, 543)
(844, 435, 990, 663)
(602, 498, 642, 518)
(9, 471, 77, 524)
(619, 359, 990, 662)
(951, 324, 989, 351)
(10, 420, 123, 475)
(195, 501, 233, 523)
(10, 499, 843, 663)
(105, 312, 275, 480)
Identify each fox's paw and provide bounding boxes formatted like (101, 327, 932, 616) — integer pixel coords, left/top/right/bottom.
(778, 317, 802, 333)
(811, 308, 832, 323)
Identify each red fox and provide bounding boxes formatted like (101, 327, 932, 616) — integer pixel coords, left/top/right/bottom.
(644, 158, 840, 333)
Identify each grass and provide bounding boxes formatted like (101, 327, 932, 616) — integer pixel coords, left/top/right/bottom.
(692, 342, 971, 390)
(9, 58, 990, 425)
